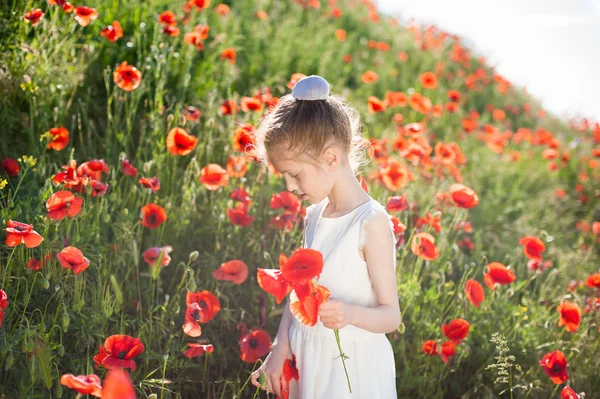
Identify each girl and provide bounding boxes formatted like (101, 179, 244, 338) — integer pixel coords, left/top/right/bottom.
(250, 75, 400, 398)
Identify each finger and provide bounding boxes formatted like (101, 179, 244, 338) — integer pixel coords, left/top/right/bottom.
(250, 371, 260, 387)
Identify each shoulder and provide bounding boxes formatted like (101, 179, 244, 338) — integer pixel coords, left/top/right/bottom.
(303, 198, 326, 224)
(357, 200, 397, 250)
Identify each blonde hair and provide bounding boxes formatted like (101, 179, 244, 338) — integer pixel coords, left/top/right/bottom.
(251, 92, 370, 175)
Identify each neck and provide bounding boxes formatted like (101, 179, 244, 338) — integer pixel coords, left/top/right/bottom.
(325, 168, 371, 216)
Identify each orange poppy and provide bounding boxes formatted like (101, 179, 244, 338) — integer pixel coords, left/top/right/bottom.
(48, 0, 74, 13)
(257, 269, 293, 304)
(585, 273, 600, 289)
(221, 48, 237, 64)
(290, 280, 330, 327)
(166, 127, 197, 156)
(441, 318, 470, 344)
(184, 343, 214, 358)
(380, 160, 413, 191)
(220, 99, 238, 115)
(184, 31, 205, 50)
(47, 127, 70, 151)
(1, 158, 20, 177)
(163, 25, 180, 36)
(287, 73, 306, 90)
(113, 61, 142, 91)
(96, 334, 145, 371)
(102, 369, 136, 399)
(368, 96, 387, 114)
(361, 71, 378, 84)
(419, 71, 437, 89)
(183, 105, 200, 121)
(440, 341, 455, 364)
(158, 11, 177, 25)
(183, 303, 203, 337)
(539, 350, 568, 384)
(140, 203, 167, 228)
(241, 96, 262, 112)
(60, 374, 102, 397)
(557, 302, 581, 332)
(464, 279, 484, 307)
(385, 91, 407, 107)
(280, 248, 324, 285)
(449, 183, 479, 209)
(139, 176, 160, 192)
(334, 28, 346, 41)
(239, 329, 271, 363)
(271, 192, 302, 214)
(232, 123, 256, 153)
(142, 246, 172, 267)
(227, 202, 254, 227)
(215, 4, 230, 15)
(4, 220, 44, 248)
(519, 236, 546, 260)
(23, 9, 44, 26)
(186, 290, 221, 322)
(213, 260, 248, 284)
(187, 0, 210, 11)
(74, 6, 98, 27)
(422, 340, 439, 355)
(226, 155, 248, 178)
(255, 10, 268, 20)
(408, 92, 432, 114)
(46, 191, 83, 220)
(483, 262, 516, 290)
(57, 246, 90, 274)
(199, 163, 229, 190)
(410, 232, 439, 260)
(100, 21, 123, 42)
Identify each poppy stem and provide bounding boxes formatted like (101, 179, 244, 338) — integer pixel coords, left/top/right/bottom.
(333, 329, 352, 393)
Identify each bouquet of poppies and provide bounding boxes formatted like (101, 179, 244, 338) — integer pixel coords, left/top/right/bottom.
(257, 247, 352, 393)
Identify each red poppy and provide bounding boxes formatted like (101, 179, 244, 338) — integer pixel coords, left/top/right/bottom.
(60, 374, 102, 397)
(361, 71, 379, 84)
(441, 318, 470, 344)
(102, 369, 136, 399)
(183, 303, 203, 337)
(46, 191, 83, 220)
(483, 262, 516, 290)
(23, 9, 44, 26)
(271, 192, 302, 214)
(158, 10, 177, 25)
(57, 246, 90, 274)
(447, 90, 461, 102)
(440, 341, 455, 363)
(140, 203, 167, 228)
(0, 289, 7, 327)
(419, 71, 437, 89)
(90, 179, 109, 196)
(227, 202, 254, 227)
(539, 350, 569, 384)
(48, 0, 74, 12)
(230, 186, 252, 203)
(380, 160, 414, 191)
(113, 61, 142, 92)
(241, 96, 262, 112)
(226, 155, 248, 178)
(47, 127, 70, 151)
(220, 99, 238, 115)
(290, 280, 330, 327)
(232, 123, 256, 153)
(187, 0, 211, 12)
(183, 106, 201, 121)
(100, 21, 123, 42)
(557, 302, 581, 332)
(199, 163, 229, 190)
(410, 232, 439, 260)
(215, 4, 230, 15)
(166, 127, 197, 156)
(268, 211, 298, 232)
(422, 340, 439, 355)
(257, 269, 293, 304)
(27, 258, 41, 271)
(184, 343, 214, 358)
(162, 25, 180, 36)
(239, 329, 271, 363)
(359, 174, 369, 193)
(519, 236, 546, 260)
(561, 386, 579, 399)
(386, 194, 408, 212)
(221, 48, 237, 64)
(142, 246, 172, 267)
(77, 159, 109, 181)
(280, 354, 299, 399)
(139, 176, 160, 193)
(53, 160, 88, 192)
(213, 260, 248, 284)
(186, 290, 221, 323)
(585, 273, 600, 289)
(464, 279, 484, 307)
(368, 96, 387, 114)
(4, 220, 44, 248)
(73, 6, 98, 27)
(287, 73, 307, 90)
(121, 159, 138, 176)
(1, 158, 20, 177)
(449, 183, 479, 209)
(527, 258, 553, 272)
(95, 334, 145, 371)
(280, 248, 324, 285)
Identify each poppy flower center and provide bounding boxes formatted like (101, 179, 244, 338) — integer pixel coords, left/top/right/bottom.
(193, 309, 200, 320)
(117, 350, 128, 359)
(551, 364, 563, 372)
(199, 300, 207, 308)
(147, 214, 157, 224)
(15, 226, 25, 231)
(122, 71, 137, 80)
(248, 338, 258, 349)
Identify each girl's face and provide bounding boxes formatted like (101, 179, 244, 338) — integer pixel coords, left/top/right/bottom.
(269, 152, 335, 204)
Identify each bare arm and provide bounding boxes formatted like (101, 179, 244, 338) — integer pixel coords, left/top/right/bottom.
(272, 297, 293, 349)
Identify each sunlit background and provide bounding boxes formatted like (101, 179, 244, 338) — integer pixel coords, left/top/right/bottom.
(378, 0, 600, 122)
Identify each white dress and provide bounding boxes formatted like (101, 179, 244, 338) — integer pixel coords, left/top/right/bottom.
(287, 195, 398, 399)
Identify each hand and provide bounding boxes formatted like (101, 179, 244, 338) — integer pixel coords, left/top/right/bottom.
(318, 298, 353, 330)
(250, 342, 291, 397)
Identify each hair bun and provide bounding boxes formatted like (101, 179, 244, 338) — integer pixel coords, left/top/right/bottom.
(291, 75, 330, 100)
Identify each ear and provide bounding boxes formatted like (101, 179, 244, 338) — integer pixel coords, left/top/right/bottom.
(322, 146, 339, 170)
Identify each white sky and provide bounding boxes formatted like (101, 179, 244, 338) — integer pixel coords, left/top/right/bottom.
(377, 0, 600, 122)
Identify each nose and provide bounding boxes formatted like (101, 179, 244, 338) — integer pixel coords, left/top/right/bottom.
(284, 177, 297, 193)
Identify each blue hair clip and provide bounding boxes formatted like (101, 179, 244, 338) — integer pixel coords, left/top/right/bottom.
(291, 75, 330, 100)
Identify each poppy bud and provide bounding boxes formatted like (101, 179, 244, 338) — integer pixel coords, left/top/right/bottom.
(55, 380, 62, 397)
(149, 395, 158, 399)
(397, 322, 406, 334)
(103, 213, 111, 223)
(189, 251, 199, 262)
(56, 345, 65, 356)
(122, 208, 129, 217)
(62, 312, 70, 330)
(41, 277, 50, 289)
(4, 353, 14, 370)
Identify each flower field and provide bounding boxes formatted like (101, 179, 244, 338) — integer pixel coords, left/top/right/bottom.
(1, 0, 600, 398)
